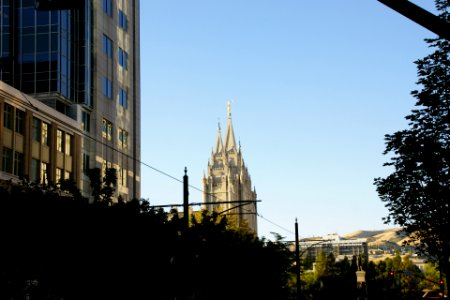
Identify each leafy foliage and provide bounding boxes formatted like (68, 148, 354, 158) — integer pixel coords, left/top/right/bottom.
(87, 167, 117, 203)
(374, 0, 450, 279)
(0, 180, 293, 300)
(298, 250, 439, 300)
(300, 252, 358, 300)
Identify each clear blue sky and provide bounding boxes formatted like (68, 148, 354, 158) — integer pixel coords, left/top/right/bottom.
(139, 0, 438, 241)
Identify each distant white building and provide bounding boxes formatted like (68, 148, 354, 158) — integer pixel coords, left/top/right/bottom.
(297, 233, 368, 262)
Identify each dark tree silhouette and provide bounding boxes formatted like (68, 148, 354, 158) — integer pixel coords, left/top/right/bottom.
(87, 167, 117, 203)
(0, 180, 293, 300)
(374, 0, 449, 280)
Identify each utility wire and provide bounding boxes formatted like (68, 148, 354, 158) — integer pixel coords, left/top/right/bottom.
(257, 214, 295, 235)
(240, 205, 295, 235)
(13, 84, 295, 237)
(77, 130, 293, 236)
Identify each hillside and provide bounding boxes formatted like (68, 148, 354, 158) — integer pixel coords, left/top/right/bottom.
(343, 228, 409, 246)
(343, 228, 430, 263)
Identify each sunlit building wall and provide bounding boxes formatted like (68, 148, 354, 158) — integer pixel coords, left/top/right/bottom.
(0, 81, 82, 186)
(0, 0, 140, 200)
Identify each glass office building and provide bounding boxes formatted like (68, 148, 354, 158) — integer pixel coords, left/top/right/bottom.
(0, 0, 141, 200)
(0, 0, 92, 112)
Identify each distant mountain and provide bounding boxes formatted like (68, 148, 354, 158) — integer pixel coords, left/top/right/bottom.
(343, 228, 409, 246)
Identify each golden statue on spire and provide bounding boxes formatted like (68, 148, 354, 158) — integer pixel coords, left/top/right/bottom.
(227, 100, 231, 117)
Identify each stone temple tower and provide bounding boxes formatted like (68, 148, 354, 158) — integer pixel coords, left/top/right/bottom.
(202, 102, 258, 234)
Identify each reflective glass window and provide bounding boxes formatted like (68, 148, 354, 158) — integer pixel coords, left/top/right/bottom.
(102, 34, 112, 58)
(36, 33, 49, 52)
(82, 153, 90, 174)
(21, 8, 34, 27)
(3, 103, 13, 129)
(40, 162, 48, 184)
(82, 111, 90, 132)
(21, 34, 34, 52)
(102, 119, 113, 141)
(118, 10, 127, 30)
(57, 129, 63, 152)
(32, 117, 41, 141)
(107, 123, 112, 141)
(118, 47, 128, 69)
(31, 159, 40, 182)
(51, 33, 57, 51)
(119, 88, 127, 108)
(118, 128, 128, 148)
(1, 4, 9, 27)
(22, 0, 35, 8)
(51, 10, 58, 25)
(102, 76, 112, 99)
(42, 122, 49, 145)
(65, 134, 71, 155)
(36, 10, 49, 26)
(2, 34, 10, 56)
(15, 109, 25, 134)
(13, 152, 24, 177)
(56, 168, 63, 183)
(1, 147, 13, 173)
(103, 0, 112, 16)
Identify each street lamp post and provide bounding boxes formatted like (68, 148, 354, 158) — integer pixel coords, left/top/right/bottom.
(183, 167, 189, 229)
(293, 223, 334, 300)
(295, 219, 301, 300)
(356, 263, 367, 300)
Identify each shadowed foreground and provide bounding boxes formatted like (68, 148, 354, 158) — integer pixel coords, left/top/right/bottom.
(0, 181, 293, 300)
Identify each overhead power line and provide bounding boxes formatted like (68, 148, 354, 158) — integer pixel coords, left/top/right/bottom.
(78, 130, 293, 236)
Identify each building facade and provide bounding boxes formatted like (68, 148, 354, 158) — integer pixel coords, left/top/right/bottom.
(1, 80, 82, 186)
(0, 0, 140, 200)
(202, 103, 258, 233)
(297, 234, 368, 263)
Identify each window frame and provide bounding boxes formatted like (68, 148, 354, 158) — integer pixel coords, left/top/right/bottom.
(102, 0, 112, 16)
(56, 168, 63, 184)
(42, 122, 49, 145)
(118, 47, 128, 69)
(118, 128, 128, 149)
(102, 34, 113, 58)
(1, 147, 13, 173)
(15, 109, 25, 135)
(119, 88, 128, 108)
(82, 111, 90, 132)
(82, 153, 90, 174)
(32, 117, 41, 142)
(31, 159, 40, 182)
(13, 152, 24, 177)
(102, 76, 113, 99)
(64, 133, 72, 156)
(56, 129, 63, 152)
(102, 119, 113, 141)
(3, 103, 13, 130)
(118, 9, 127, 31)
(40, 161, 48, 185)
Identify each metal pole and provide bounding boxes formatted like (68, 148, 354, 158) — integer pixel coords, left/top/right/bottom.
(183, 167, 189, 229)
(295, 218, 301, 300)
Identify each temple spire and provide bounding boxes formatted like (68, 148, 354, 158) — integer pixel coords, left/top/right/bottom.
(214, 123, 224, 153)
(225, 100, 237, 151)
(203, 101, 258, 233)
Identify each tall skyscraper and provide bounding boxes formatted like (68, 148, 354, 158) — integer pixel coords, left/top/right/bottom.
(202, 103, 258, 233)
(0, 0, 140, 200)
